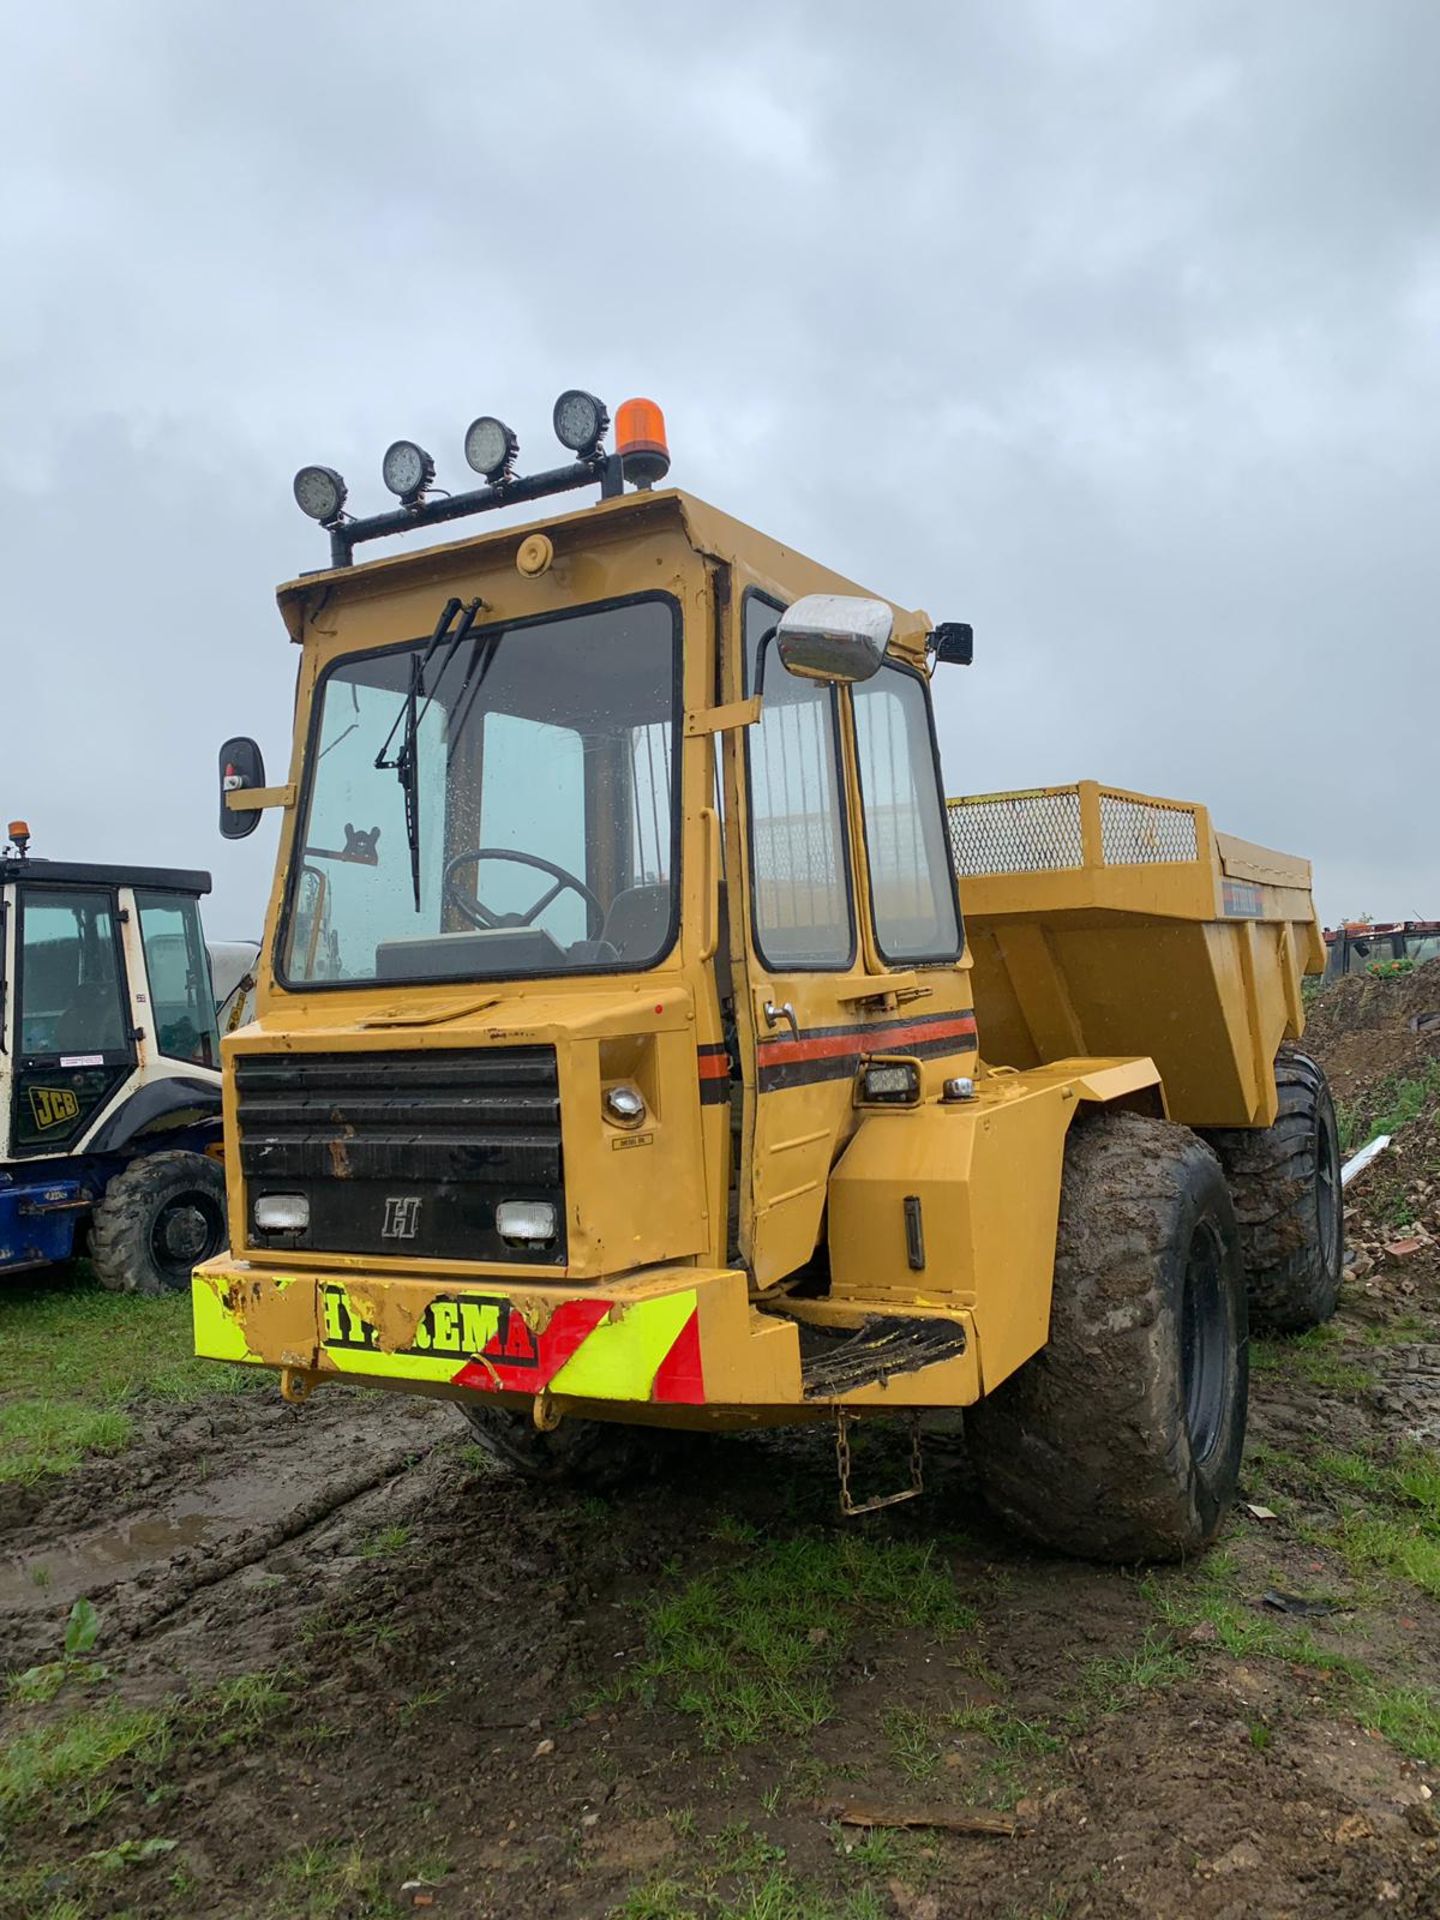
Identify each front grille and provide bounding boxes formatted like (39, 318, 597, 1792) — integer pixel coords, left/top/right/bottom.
(235, 1047, 565, 1264)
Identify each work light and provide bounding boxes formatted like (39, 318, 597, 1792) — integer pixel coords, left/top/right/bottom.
(464, 415, 518, 481)
(381, 439, 435, 501)
(552, 389, 609, 458)
(860, 1060, 921, 1105)
(293, 465, 347, 523)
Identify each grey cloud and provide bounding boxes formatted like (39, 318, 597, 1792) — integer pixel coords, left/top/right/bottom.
(3, 0, 1437, 935)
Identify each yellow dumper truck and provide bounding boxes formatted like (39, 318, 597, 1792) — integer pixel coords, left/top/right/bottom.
(196, 393, 1340, 1560)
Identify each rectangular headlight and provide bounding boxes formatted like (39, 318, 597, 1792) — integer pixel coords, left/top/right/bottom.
(254, 1192, 310, 1232)
(495, 1200, 558, 1246)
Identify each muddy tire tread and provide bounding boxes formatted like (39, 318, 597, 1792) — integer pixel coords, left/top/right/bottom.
(88, 1149, 227, 1297)
(965, 1111, 1247, 1564)
(1202, 1045, 1343, 1334)
(458, 1405, 686, 1490)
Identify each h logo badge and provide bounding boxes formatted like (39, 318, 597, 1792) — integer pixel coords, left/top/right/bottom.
(381, 1195, 422, 1240)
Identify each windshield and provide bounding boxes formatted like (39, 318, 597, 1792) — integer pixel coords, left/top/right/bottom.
(280, 596, 680, 987)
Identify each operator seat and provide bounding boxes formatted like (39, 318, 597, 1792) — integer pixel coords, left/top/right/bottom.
(53, 984, 125, 1055)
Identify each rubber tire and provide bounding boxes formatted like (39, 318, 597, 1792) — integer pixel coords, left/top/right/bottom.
(457, 1404, 685, 1490)
(965, 1111, 1248, 1563)
(1202, 1046, 1344, 1335)
(89, 1150, 228, 1296)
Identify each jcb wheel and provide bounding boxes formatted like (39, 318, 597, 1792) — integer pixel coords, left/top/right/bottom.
(457, 1404, 684, 1490)
(89, 1150, 228, 1296)
(1202, 1046, 1344, 1334)
(965, 1111, 1247, 1563)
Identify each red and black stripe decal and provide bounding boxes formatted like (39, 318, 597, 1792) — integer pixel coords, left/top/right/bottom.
(697, 1042, 733, 1106)
(756, 1007, 977, 1092)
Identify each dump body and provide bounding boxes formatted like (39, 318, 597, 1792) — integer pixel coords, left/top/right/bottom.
(949, 782, 1324, 1130)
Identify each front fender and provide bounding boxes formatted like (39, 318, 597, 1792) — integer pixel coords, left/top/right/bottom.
(826, 1056, 1164, 1393)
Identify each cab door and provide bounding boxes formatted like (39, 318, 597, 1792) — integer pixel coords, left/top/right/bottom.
(729, 591, 870, 1286)
(727, 593, 975, 1290)
(11, 885, 136, 1158)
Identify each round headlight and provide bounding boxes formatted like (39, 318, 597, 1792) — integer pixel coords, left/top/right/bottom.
(603, 1083, 646, 1128)
(553, 389, 609, 458)
(381, 439, 435, 501)
(464, 415, 518, 481)
(293, 465, 347, 523)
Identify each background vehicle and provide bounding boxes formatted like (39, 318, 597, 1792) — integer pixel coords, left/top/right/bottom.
(194, 394, 1337, 1561)
(208, 939, 260, 1034)
(0, 823, 227, 1290)
(1323, 919, 1440, 982)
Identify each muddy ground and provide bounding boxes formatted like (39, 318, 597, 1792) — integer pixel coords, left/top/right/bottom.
(3, 975, 1440, 1919)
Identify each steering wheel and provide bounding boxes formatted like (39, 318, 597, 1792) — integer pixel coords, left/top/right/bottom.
(442, 848, 605, 940)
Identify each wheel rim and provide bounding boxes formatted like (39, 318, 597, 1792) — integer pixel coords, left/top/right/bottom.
(1315, 1103, 1342, 1274)
(150, 1191, 226, 1280)
(1181, 1219, 1230, 1466)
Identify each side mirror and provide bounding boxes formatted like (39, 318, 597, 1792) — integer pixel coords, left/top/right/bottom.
(930, 622, 974, 666)
(219, 737, 266, 840)
(776, 594, 892, 683)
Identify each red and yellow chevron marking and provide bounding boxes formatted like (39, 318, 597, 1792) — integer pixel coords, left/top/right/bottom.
(193, 1276, 707, 1406)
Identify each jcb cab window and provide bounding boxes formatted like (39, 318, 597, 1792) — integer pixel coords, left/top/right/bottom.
(852, 665, 963, 963)
(745, 598, 854, 971)
(18, 890, 128, 1057)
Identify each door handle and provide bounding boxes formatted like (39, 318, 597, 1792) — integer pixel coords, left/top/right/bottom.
(763, 999, 800, 1041)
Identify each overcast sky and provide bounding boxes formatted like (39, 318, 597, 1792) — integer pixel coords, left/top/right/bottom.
(4, 1, 1437, 938)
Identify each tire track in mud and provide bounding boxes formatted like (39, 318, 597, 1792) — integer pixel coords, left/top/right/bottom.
(0, 1390, 454, 1671)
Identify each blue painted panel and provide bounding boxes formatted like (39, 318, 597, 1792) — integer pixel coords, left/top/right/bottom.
(0, 1179, 86, 1274)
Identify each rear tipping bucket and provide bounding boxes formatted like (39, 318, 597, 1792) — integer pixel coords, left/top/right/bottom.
(948, 782, 1325, 1129)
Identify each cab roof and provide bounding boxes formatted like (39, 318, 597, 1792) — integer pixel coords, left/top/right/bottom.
(0, 857, 211, 895)
(275, 487, 932, 654)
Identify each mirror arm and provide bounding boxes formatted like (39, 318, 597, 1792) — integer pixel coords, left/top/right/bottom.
(224, 784, 295, 812)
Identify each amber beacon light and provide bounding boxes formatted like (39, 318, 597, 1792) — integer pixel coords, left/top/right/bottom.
(616, 398, 670, 489)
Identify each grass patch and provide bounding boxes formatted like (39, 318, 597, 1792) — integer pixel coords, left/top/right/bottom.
(1142, 1548, 1440, 1764)
(1300, 1442, 1440, 1599)
(883, 1705, 941, 1780)
(1338, 1061, 1440, 1155)
(617, 1871, 884, 1920)
(357, 1523, 413, 1560)
(0, 1666, 294, 1836)
(1357, 1684, 1440, 1765)
(273, 1840, 400, 1918)
(0, 1702, 169, 1822)
(628, 1534, 976, 1749)
(949, 1703, 1063, 1758)
(1078, 1628, 1190, 1710)
(1145, 1568, 1363, 1675)
(1251, 1329, 1375, 1396)
(0, 1268, 264, 1484)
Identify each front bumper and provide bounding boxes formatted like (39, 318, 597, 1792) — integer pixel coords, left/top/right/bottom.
(192, 1258, 980, 1421)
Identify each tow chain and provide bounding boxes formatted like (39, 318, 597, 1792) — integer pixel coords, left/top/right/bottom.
(835, 1408, 925, 1516)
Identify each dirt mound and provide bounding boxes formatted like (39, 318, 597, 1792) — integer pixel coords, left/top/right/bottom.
(1304, 960, 1440, 1110)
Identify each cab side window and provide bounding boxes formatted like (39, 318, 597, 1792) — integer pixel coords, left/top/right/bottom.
(744, 596, 854, 971)
(852, 665, 963, 963)
(137, 891, 220, 1068)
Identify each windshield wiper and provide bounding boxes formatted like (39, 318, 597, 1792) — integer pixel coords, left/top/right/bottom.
(375, 597, 482, 910)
